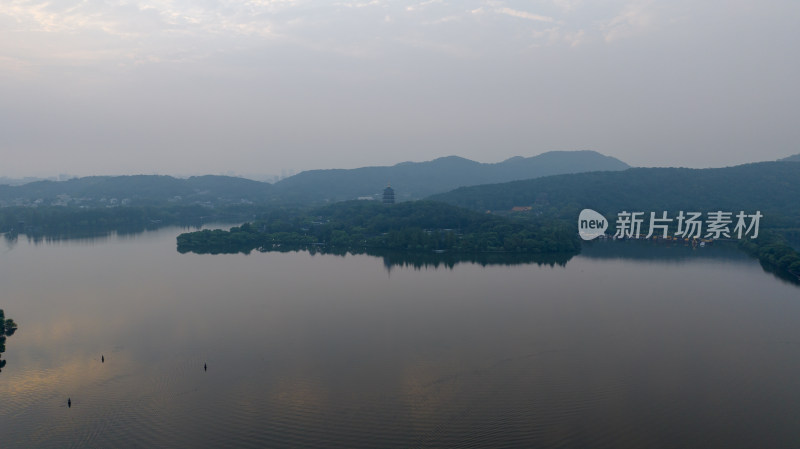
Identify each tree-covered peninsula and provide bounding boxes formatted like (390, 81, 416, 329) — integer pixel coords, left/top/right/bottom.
(739, 231, 800, 283)
(176, 200, 581, 256)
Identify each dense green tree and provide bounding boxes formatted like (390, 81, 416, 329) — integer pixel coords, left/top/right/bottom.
(739, 232, 800, 281)
(0, 309, 18, 373)
(177, 200, 581, 256)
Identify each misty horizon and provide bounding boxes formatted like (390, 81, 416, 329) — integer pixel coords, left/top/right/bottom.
(2, 1, 798, 178)
(2, 148, 798, 182)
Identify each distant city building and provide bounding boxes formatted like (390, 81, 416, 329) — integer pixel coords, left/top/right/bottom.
(383, 184, 395, 204)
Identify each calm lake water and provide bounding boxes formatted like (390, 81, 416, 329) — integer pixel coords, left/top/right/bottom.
(1, 227, 799, 448)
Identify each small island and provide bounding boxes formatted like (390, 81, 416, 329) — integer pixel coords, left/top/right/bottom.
(177, 200, 581, 256)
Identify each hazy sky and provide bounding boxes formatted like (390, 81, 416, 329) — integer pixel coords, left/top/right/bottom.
(1, 0, 798, 177)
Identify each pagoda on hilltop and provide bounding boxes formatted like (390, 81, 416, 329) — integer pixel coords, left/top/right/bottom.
(383, 184, 395, 204)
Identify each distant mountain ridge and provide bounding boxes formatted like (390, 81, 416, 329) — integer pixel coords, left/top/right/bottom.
(0, 151, 628, 207)
(0, 176, 69, 187)
(271, 150, 630, 202)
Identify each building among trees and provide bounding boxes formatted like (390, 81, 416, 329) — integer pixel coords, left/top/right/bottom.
(383, 184, 395, 204)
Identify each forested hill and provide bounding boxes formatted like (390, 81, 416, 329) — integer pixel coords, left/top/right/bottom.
(0, 175, 272, 207)
(780, 153, 800, 162)
(428, 162, 800, 227)
(271, 150, 629, 203)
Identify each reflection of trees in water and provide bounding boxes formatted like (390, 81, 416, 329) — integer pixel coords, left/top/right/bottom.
(0, 309, 18, 373)
(373, 249, 573, 271)
(582, 239, 800, 287)
(3, 231, 17, 245)
(257, 245, 575, 271)
(580, 239, 747, 262)
(2, 220, 243, 247)
(17, 224, 181, 244)
(756, 260, 800, 286)
(3, 224, 162, 245)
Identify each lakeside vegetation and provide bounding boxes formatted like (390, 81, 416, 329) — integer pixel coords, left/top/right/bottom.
(177, 201, 581, 256)
(0, 204, 267, 242)
(2, 156, 799, 285)
(427, 160, 800, 282)
(739, 231, 800, 283)
(0, 309, 18, 373)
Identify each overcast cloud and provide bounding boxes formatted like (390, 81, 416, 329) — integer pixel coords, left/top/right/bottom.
(1, 0, 798, 177)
